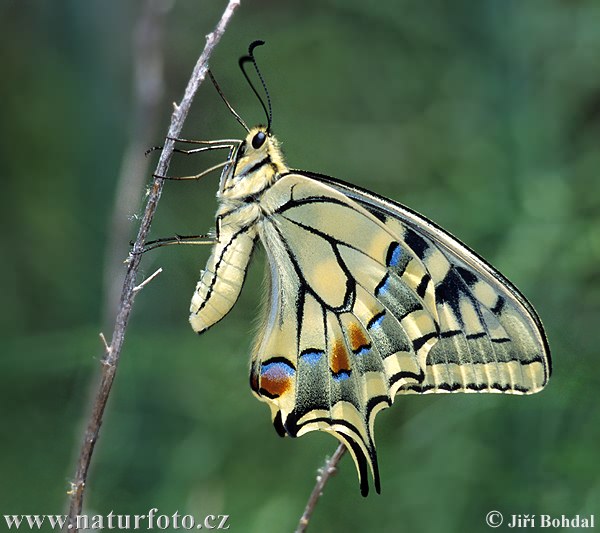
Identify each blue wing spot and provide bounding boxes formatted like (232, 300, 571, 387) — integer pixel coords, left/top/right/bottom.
(261, 360, 296, 377)
(375, 273, 390, 297)
(386, 242, 403, 267)
(367, 311, 386, 330)
(354, 346, 370, 356)
(300, 349, 324, 365)
(332, 370, 351, 381)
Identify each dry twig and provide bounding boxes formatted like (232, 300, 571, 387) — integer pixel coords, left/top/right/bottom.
(65, 2, 241, 530)
(296, 444, 347, 533)
(132, 267, 163, 292)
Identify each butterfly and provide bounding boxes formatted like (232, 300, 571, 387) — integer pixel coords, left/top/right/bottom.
(182, 42, 551, 496)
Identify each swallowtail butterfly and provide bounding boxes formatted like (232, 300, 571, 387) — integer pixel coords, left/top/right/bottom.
(178, 42, 551, 495)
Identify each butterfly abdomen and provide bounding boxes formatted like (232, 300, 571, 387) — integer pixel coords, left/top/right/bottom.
(189, 213, 258, 334)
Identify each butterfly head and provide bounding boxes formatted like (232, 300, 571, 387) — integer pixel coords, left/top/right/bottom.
(219, 126, 287, 201)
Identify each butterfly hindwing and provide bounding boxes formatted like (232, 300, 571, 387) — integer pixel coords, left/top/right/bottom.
(248, 171, 550, 495)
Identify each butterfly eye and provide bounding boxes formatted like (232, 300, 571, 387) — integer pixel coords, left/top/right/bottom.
(252, 131, 267, 149)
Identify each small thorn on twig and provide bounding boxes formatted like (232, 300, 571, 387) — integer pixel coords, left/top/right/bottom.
(133, 267, 163, 292)
(172, 101, 179, 111)
(66, 481, 83, 496)
(99, 333, 111, 355)
(99, 333, 114, 368)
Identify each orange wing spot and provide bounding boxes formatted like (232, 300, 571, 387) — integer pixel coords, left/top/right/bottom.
(331, 340, 352, 374)
(259, 360, 295, 399)
(348, 321, 370, 353)
(260, 374, 291, 398)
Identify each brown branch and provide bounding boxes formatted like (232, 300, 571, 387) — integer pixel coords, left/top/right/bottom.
(65, 1, 241, 530)
(295, 444, 347, 533)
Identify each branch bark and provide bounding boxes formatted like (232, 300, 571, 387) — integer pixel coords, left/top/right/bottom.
(65, 2, 241, 530)
(295, 444, 347, 533)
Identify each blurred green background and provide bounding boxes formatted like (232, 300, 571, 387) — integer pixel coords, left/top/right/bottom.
(1, 1, 599, 531)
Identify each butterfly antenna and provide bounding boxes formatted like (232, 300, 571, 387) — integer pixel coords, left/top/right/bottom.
(239, 40, 273, 132)
(208, 69, 250, 133)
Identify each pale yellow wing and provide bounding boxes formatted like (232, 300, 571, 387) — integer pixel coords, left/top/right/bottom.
(314, 172, 551, 394)
(249, 172, 550, 495)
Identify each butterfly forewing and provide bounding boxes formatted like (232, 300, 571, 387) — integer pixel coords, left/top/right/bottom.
(313, 173, 551, 393)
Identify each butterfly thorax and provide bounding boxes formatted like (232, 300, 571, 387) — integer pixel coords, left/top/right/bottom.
(217, 126, 287, 207)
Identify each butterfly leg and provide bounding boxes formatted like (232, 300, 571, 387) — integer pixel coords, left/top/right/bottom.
(133, 234, 217, 254)
(152, 160, 230, 181)
(145, 137, 240, 156)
